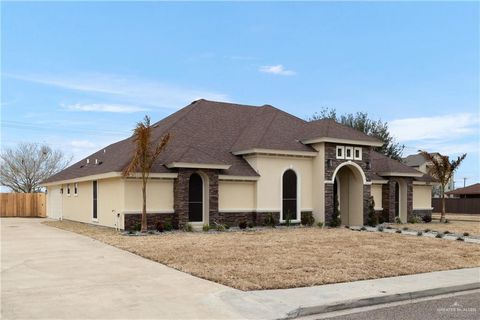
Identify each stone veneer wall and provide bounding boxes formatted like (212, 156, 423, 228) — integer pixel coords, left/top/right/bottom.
(124, 213, 176, 231)
(324, 143, 373, 226)
(174, 168, 219, 228)
(381, 178, 413, 223)
(217, 211, 281, 227)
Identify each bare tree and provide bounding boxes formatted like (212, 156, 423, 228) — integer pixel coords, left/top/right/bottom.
(122, 116, 170, 232)
(418, 150, 466, 223)
(0, 143, 71, 193)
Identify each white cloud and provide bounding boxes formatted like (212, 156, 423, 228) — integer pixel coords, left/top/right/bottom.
(259, 65, 296, 76)
(389, 113, 479, 156)
(389, 113, 479, 142)
(70, 140, 96, 148)
(65, 103, 148, 113)
(8, 73, 230, 109)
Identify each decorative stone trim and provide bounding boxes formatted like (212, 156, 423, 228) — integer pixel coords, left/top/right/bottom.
(124, 213, 176, 231)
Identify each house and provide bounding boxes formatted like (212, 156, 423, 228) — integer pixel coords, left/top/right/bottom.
(403, 152, 454, 197)
(42, 100, 435, 230)
(445, 183, 480, 199)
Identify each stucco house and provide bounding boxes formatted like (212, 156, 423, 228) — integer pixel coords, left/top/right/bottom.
(43, 100, 435, 230)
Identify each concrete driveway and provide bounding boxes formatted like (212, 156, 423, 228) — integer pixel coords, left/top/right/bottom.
(1, 218, 250, 319)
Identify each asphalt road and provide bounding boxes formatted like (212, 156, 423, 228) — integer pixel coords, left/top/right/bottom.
(313, 291, 480, 320)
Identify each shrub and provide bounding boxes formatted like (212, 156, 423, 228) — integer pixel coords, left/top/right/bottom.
(247, 222, 254, 229)
(395, 217, 402, 224)
(417, 231, 423, 236)
(284, 210, 293, 227)
(155, 222, 164, 232)
(202, 224, 210, 232)
(134, 221, 141, 231)
(215, 224, 225, 232)
(329, 193, 341, 227)
(264, 213, 276, 228)
(360, 226, 367, 231)
(436, 233, 444, 238)
(386, 226, 392, 229)
(366, 196, 378, 227)
(301, 212, 315, 226)
(395, 229, 402, 234)
(444, 230, 450, 234)
(444, 219, 450, 224)
(463, 232, 470, 237)
(377, 226, 384, 232)
(344, 225, 350, 229)
(238, 221, 247, 229)
(224, 224, 230, 230)
(164, 222, 173, 231)
(317, 222, 324, 228)
(424, 228, 431, 233)
(183, 223, 193, 232)
(422, 215, 432, 223)
(409, 215, 422, 224)
(402, 227, 409, 231)
(457, 237, 464, 241)
(148, 230, 155, 235)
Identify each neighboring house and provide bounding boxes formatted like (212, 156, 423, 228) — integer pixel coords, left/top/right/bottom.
(445, 183, 480, 199)
(42, 100, 434, 230)
(403, 152, 454, 197)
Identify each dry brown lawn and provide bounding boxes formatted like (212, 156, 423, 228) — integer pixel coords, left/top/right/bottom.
(43, 220, 480, 291)
(392, 219, 480, 236)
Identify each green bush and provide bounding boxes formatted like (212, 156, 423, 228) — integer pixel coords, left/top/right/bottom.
(444, 219, 450, 224)
(395, 217, 402, 224)
(284, 210, 293, 227)
(417, 231, 423, 236)
(238, 221, 247, 229)
(444, 230, 450, 234)
(424, 228, 431, 233)
(301, 212, 315, 226)
(224, 224, 230, 230)
(377, 226, 384, 232)
(134, 221, 141, 231)
(366, 196, 378, 227)
(329, 193, 341, 227)
(264, 213, 276, 228)
(463, 232, 469, 237)
(436, 233, 444, 238)
(215, 224, 225, 232)
(360, 226, 367, 231)
(409, 215, 422, 224)
(202, 224, 210, 232)
(183, 223, 193, 232)
(247, 222, 254, 229)
(164, 222, 173, 231)
(457, 237, 465, 241)
(317, 222, 323, 228)
(402, 227, 409, 231)
(395, 229, 402, 234)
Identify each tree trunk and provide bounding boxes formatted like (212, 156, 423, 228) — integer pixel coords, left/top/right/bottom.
(440, 185, 446, 223)
(141, 179, 147, 232)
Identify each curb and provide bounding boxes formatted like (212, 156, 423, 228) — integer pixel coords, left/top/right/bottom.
(284, 282, 480, 319)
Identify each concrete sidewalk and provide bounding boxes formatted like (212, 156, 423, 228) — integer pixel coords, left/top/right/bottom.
(2, 218, 479, 319)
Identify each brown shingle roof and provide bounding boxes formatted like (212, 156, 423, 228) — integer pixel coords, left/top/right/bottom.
(446, 183, 480, 196)
(44, 100, 384, 183)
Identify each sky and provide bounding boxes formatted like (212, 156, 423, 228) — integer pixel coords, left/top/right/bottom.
(2, 2, 479, 187)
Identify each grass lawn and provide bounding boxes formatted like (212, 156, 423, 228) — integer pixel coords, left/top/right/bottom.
(392, 215, 480, 236)
(43, 220, 480, 291)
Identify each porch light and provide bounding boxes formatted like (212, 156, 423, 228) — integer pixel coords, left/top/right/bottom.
(366, 161, 371, 170)
(326, 159, 332, 168)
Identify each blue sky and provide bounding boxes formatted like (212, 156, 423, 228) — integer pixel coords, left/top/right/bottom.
(2, 2, 479, 186)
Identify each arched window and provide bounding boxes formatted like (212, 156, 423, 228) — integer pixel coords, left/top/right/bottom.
(188, 173, 203, 222)
(282, 169, 297, 221)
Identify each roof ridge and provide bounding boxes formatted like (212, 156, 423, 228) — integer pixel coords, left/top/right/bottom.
(256, 107, 282, 148)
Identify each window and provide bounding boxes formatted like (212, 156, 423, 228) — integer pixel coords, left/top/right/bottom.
(93, 181, 98, 220)
(67, 184, 71, 196)
(74, 183, 78, 196)
(354, 147, 362, 160)
(282, 169, 298, 221)
(345, 147, 354, 160)
(336, 146, 345, 159)
(60, 187, 63, 195)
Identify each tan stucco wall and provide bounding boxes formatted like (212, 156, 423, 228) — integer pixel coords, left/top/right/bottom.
(311, 143, 325, 222)
(218, 181, 256, 211)
(124, 178, 174, 213)
(244, 154, 315, 219)
(98, 178, 125, 228)
(61, 181, 94, 225)
(371, 184, 383, 210)
(413, 185, 433, 209)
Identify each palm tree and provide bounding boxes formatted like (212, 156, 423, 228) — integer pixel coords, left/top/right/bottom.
(418, 150, 466, 223)
(123, 116, 170, 232)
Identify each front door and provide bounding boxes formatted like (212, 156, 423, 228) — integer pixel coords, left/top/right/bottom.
(188, 174, 203, 222)
(394, 182, 400, 218)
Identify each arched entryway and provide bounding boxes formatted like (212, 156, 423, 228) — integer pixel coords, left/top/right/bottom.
(333, 164, 364, 226)
(188, 173, 203, 222)
(282, 169, 298, 221)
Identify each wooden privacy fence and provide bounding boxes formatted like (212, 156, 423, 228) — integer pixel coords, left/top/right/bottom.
(432, 198, 480, 214)
(0, 193, 46, 217)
